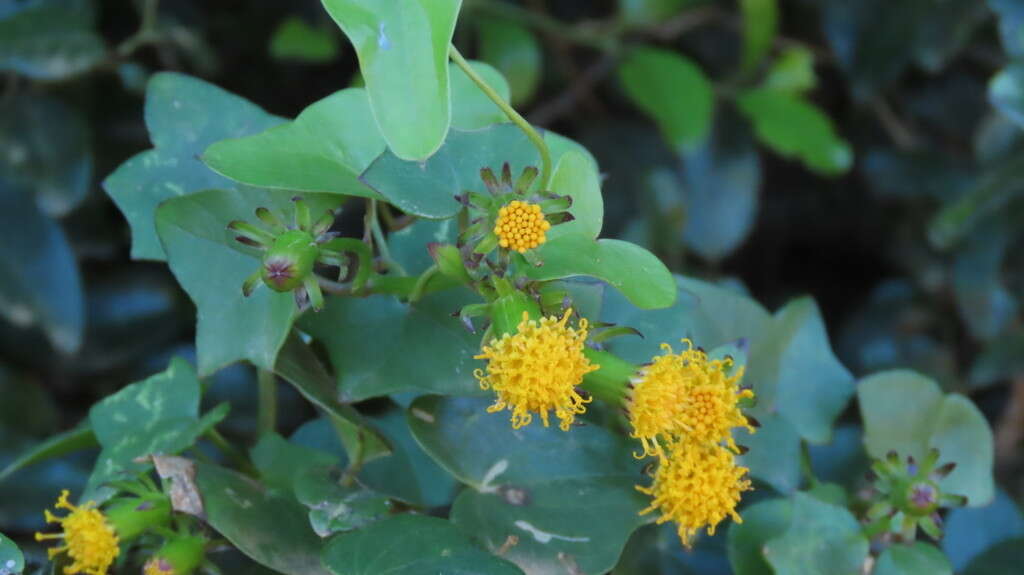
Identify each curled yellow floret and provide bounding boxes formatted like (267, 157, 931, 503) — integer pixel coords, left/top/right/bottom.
(35, 490, 120, 575)
(474, 309, 598, 430)
(144, 558, 175, 575)
(628, 340, 753, 458)
(494, 200, 550, 253)
(637, 442, 752, 547)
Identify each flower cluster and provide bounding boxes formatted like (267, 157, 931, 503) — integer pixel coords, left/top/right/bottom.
(474, 309, 597, 431)
(627, 340, 755, 547)
(36, 491, 120, 575)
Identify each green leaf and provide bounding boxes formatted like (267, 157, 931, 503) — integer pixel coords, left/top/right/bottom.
(294, 465, 391, 536)
(546, 150, 603, 241)
(528, 235, 675, 310)
(361, 124, 539, 219)
(0, 94, 91, 217)
(322, 514, 521, 575)
(990, 0, 1024, 57)
(739, 411, 801, 493)
(321, 0, 462, 161)
(104, 72, 283, 260)
(943, 490, 1024, 571)
(0, 178, 84, 353)
(0, 0, 105, 80)
(450, 60, 512, 130)
(926, 152, 1024, 250)
(619, 0, 702, 25)
(618, 47, 714, 152)
(299, 290, 483, 402)
(740, 0, 777, 75)
(615, 523, 732, 575)
(969, 328, 1024, 389)
(737, 88, 852, 176)
(990, 65, 1024, 130)
(0, 532, 23, 575)
(358, 407, 458, 508)
(857, 370, 995, 506)
(273, 334, 391, 463)
(762, 493, 868, 575)
(763, 47, 816, 93)
(202, 89, 385, 199)
(195, 461, 331, 575)
(409, 395, 648, 575)
(680, 112, 761, 262)
(752, 297, 854, 443)
(0, 424, 96, 483)
(952, 222, 1018, 341)
(154, 189, 342, 374)
(728, 498, 793, 575)
(251, 432, 338, 493)
(86, 358, 228, 501)
(269, 16, 339, 63)
(962, 537, 1024, 575)
(478, 16, 542, 105)
(874, 543, 952, 575)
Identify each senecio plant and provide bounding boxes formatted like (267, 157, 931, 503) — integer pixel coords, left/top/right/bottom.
(3, 2, 1000, 575)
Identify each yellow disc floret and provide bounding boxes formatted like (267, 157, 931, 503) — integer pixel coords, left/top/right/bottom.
(628, 340, 754, 458)
(494, 200, 551, 253)
(474, 309, 599, 430)
(35, 490, 120, 575)
(637, 442, 752, 547)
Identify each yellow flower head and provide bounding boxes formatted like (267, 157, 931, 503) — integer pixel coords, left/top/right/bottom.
(637, 442, 752, 547)
(474, 309, 599, 431)
(144, 558, 175, 575)
(628, 340, 754, 458)
(494, 200, 551, 253)
(35, 490, 120, 575)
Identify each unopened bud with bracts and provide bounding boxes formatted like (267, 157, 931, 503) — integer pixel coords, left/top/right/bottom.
(863, 448, 967, 542)
(144, 534, 206, 575)
(230, 197, 371, 312)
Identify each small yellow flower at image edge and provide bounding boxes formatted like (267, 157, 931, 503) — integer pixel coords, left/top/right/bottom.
(474, 309, 598, 431)
(627, 339, 754, 458)
(637, 441, 753, 547)
(35, 490, 120, 575)
(494, 200, 551, 253)
(144, 557, 175, 575)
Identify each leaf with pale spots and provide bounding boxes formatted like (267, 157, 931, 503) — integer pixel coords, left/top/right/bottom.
(195, 462, 331, 575)
(409, 395, 648, 575)
(322, 515, 522, 575)
(104, 72, 283, 260)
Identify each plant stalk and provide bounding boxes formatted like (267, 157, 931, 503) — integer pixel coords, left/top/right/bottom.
(257, 369, 277, 436)
(449, 45, 553, 189)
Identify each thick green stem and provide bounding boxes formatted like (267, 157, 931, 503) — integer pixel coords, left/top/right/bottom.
(205, 429, 258, 477)
(582, 349, 637, 406)
(408, 264, 440, 303)
(449, 45, 553, 189)
(257, 369, 277, 436)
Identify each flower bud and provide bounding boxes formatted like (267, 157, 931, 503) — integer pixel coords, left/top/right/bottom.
(261, 230, 319, 292)
(144, 535, 206, 575)
(103, 493, 171, 542)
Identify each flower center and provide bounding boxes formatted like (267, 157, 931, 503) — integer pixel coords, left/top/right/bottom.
(36, 490, 120, 575)
(494, 200, 550, 253)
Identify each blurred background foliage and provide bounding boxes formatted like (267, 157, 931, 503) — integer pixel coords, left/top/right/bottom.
(1, 0, 1023, 573)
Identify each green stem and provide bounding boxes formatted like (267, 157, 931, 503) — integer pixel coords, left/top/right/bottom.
(257, 369, 277, 436)
(116, 0, 161, 58)
(408, 264, 440, 303)
(205, 429, 258, 477)
(367, 200, 407, 276)
(449, 45, 553, 189)
(799, 440, 820, 488)
(581, 349, 636, 406)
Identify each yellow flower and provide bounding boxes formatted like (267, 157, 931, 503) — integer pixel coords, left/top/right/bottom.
(144, 558, 175, 575)
(494, 200, 551, 253)
(628, 340, 754, 458)
(637, 441, 752, 547)
(474, 309, 598, 430)
(36, 490, 120, 575)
